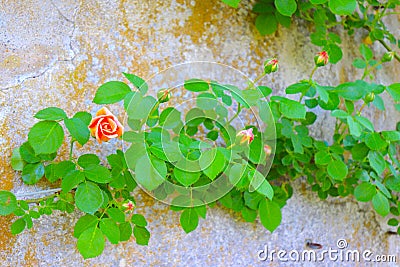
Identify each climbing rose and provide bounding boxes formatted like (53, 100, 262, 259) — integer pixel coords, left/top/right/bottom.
(264, 58, 279, 74)
(88, 107, 124, 143)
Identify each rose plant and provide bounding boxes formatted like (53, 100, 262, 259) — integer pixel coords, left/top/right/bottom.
(0, 0, 399, 259)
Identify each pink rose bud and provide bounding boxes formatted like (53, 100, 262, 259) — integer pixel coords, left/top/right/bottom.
(264, 58, 279, 74)
(264, 144, 272, 157)
(88, 107, 124, 144)
(237, 128, 254, 144)
(122, 200, 135, 212)
(314, 51, 329, 67)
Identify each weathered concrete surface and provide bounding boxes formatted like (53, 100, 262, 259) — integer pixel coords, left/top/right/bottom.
(0, 0, 399, 266)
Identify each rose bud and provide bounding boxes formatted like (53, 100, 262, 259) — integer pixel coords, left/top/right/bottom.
(157, 88, 171, 103)
(364, 92, 375, 103)
(382, 52, 394, 63)
(264, 58, 279, 74)
(122, 200, 135, 212)
(88, 107, 124, 143)
(264, 144, 272, 157)
(314, 51, 329, 67)
(237, 128, 254, 144)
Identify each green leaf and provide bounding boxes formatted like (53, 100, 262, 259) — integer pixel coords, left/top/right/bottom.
(221, 0, 241, 8)
(93, 81, 131, 104)
(65, 117, 90, 146)
(131, 214, 148, 227)
(351, 143, 369, 161)
(184, 79, 209, 92)
(100, 218, 120, 244)
(365, 133, 387, 150)
(197, 93, 218, 110)
(275, 0, 297, 16)
(381, 131, 400, 141)
(61, 170, 85, 192)
(75, 182, 104, 214)
(359, 44, 373, 60)
(194, 205, 207, 219)
(259, 199, 282, 232)
(74, 214, 98, 238)
(34, 107, 67, 121)
(174, 167, 201, 187)
(257, 86, 273, 97)
(387, 83, 400, 101)
(275, 11, 291, 28)
(199, 148, 226, 180)
(310, 0, 328, 4)
(28, 121, 64, 155)
(355, 116, 374, 132)
(372, 192, 390, 217)
(329, 0, 356, 15)
(11, 218, 26, 235)
(133, 226, 150, 245)
(368, 151, 386, 175)
(159, 107, 181, 129)
(77, 226, 105, 259)
(74, 111, 92, 126)
(241, 207, 257, 222)
(119, 222, 133, 241)
(372, 95, 385, 111)
(354, 182, 376, 202)
(325, 44, 343, 63)
(315, 150, 331, 165)
(327, 159, 348, 181)
(352, 58, 366, 69)
(52, 161, 76, 181)
(249, 169, 274, 200)
(22, 163, 45, 185)
(180, 209, 199, 233)
(331, 109, 348, 118)
(347, 116, 362, 137)
(0, 191, 17, 215)
(135, 155, 167, 191)
(107, 208, 125, 223)
(255, 14, 278, 35)
(84, 165, 112, 183)
(78, 154, 100, 168)
(19, 142, 40, 163)
(11, 148, 24, 171)
(285, 82, 310, 95)
(185, 108, 205, 127)
(279, 98, 306, 120)
(122, 72, 148, 94)
(316, 85, 329, 103)
(388, 218, 399, 226)
(334, 82, 365, 100)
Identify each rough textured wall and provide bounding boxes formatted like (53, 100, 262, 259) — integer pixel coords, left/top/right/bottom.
(0, 0, 399, 266)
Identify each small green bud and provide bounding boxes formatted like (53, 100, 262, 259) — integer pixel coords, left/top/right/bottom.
(382, 52, 394, 63)
(264, 58, 278, 74)
(364, 92, 375, 103)
(157, 88, 171, 103)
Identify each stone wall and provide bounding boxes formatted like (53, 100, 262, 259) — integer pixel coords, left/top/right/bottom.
(0, 0, 399, 266)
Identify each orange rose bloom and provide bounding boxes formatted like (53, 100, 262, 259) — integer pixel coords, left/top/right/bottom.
(88, 107, 124, 143)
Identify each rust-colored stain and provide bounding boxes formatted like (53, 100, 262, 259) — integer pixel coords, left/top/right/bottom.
(0, 117, 16, 256)
(175, 0, 225, 45)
